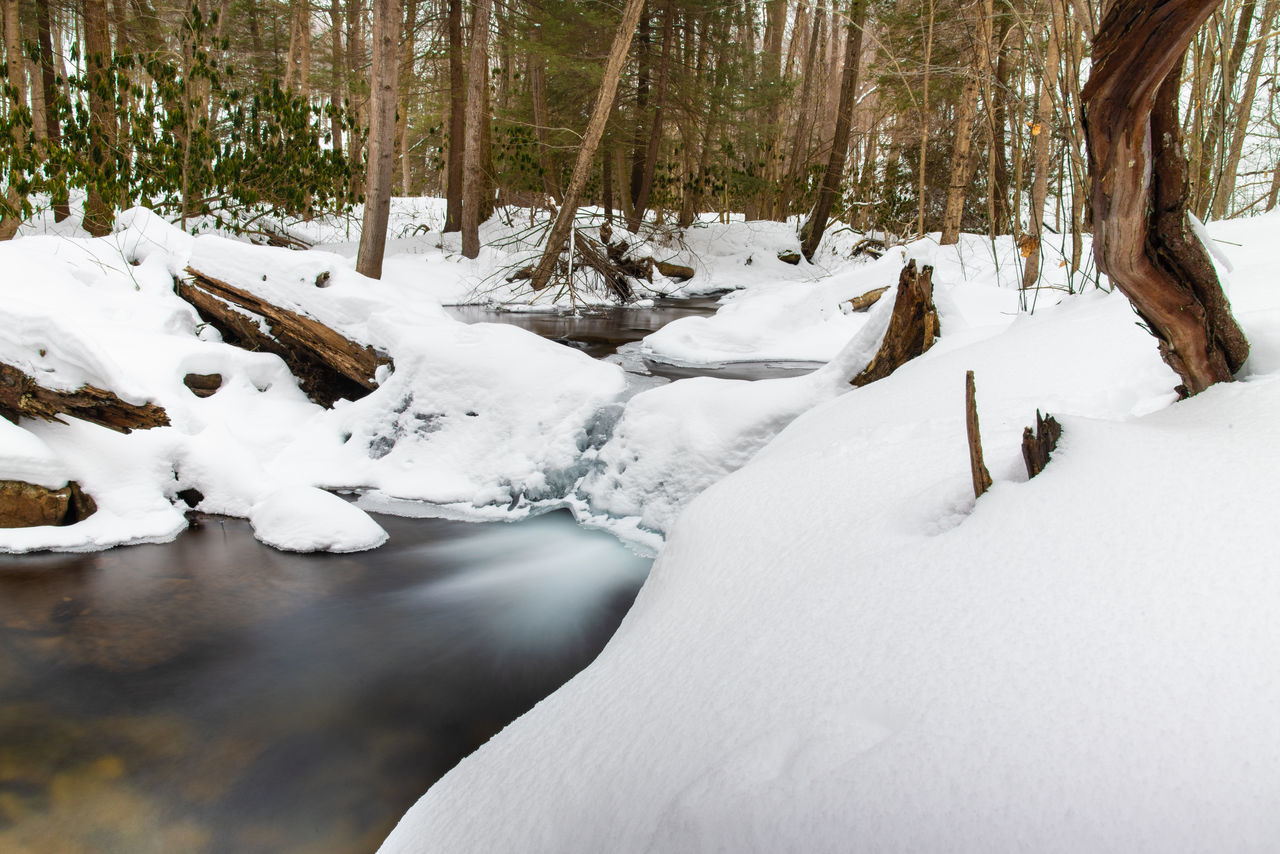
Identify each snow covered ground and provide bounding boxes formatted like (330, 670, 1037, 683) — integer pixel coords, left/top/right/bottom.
(377, 211, 1280, 852)
(9, 196, 1280, 849)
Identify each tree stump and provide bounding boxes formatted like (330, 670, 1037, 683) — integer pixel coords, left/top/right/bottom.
(1021, 411, 1062, 479)
(179, 268, 390, 407)
(851, 260, 940, 387)
(965, 370, 993, 499)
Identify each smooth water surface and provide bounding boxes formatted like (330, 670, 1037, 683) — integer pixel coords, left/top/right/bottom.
(448, 298, 824, 381)
(445, 297, 722, 359)
(0, 512, 649, 853)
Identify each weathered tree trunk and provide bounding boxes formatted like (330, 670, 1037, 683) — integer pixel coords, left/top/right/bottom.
(330, 0, 345, 157)
(345, 0, 366, 197)
(1021, 16, 1059, 289)
(915, 0, 935, 237)
(82, 0, 115, 237)
(1081, 0, 1249, 397)
(356, 0, 402, 278)
(627, 0, 674, 233)
(460, 0, 493, 259)
(1212, 0, 1276, 219)
(628, 12, 652, 214)
(1193, 0, 1254, 217)
(780, 0, 825, 219)
(444, 0, 464, 232)
(1, 0, 27, 239)
(1, 363, 169, 433)
(939, 0, 990, 245)
(528, 27, 562, 204)
(180, 268, 388, 407)
(799, 0, 865, 261)
(529, 0, 649, 291)
(397, 0, 418, 196)
(33, 0, 68, 221)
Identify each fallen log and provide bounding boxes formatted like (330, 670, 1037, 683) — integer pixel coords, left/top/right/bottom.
(0, 362, 169, 433)
(180, 267, 389, 407)
(851, 260, 939, 387)
(843, 285, 889, 313)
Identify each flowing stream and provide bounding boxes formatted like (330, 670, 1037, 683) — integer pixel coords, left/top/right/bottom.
(0, 299, 812, 853)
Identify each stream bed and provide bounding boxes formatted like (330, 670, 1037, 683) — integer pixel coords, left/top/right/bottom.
(1, 298, 821, 853)
(0, 512, 647, 854)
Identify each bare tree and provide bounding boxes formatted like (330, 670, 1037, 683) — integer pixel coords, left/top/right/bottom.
(356, 0, 403, 278)
(530, 0, 649, 290)
(82, 0, 115, 237)
(800, 0, 865, 261)
(460, 0, 494, 259)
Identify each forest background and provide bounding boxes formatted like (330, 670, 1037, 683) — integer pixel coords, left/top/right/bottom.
(2, 0, 1278, 288)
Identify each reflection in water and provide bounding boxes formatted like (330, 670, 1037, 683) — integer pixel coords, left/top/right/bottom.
(444, 298, 722, 359)
(0, 511, 649, 854)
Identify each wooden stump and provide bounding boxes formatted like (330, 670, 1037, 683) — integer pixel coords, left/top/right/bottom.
(1021, 411, 1062, 479)
(965, 371, 993, 499)
(851, 260, 940, 387)
(180, 268, 390, 407)
(0, 362, 169, 433)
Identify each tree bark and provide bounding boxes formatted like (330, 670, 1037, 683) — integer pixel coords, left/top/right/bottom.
(628, 12, 652, 214)
(330, 0, 345, 157)
(356, 0, 402, 278)
(627, 0, 673, 233)
(1193, 0, 1254, 216)
(1212, 0, 1276, 219)
(528, 27, 561, 204)
(33, 0, 68, 221)
(82, 0, 115, 237)
(460, 0, 493, 259)
(530, 0, 648, 291)
(799, 0, 865, 261)
(939, 0, 989, 245)
(1, 0, 28, 239)
(1081, 0, 1249, 396)
(1021, 15, 1059, 288)
(443, 0, 465, 232)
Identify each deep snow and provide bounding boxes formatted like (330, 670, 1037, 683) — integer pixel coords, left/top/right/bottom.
(376, 211, 1280, 852)
(8, 197, 1280, 850)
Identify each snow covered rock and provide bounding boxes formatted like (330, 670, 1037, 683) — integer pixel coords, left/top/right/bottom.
(250, 486, 388, 553)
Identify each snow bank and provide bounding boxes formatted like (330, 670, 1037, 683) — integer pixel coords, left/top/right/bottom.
(380, 212, 1280, 852)
(0, 207, 625, 553)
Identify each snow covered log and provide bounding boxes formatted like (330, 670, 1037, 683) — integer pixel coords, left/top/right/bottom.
(850, 260, 939, 387)
(0, 362, 170, 433)
(180, 267, 390, 407)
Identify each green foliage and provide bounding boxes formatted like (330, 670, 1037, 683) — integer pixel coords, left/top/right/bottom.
(8, 2, 359, 230)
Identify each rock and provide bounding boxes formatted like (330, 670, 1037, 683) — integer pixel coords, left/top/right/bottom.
(655, 260, 695, 282)
(0, 479, 97, 528)
(777, 250, 802, 265)
(182, 373, 223, 398)
(0, 480, 68, 527)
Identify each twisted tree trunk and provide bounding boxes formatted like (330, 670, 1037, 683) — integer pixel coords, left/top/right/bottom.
(1081, 0, 1248, 397)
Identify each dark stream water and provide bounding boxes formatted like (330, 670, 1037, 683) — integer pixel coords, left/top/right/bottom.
(0, 299, 818, 853)
(0, 512, 647, 854)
